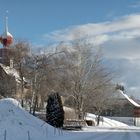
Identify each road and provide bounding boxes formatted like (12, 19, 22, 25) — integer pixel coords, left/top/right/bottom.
(51, 127, 140, 140)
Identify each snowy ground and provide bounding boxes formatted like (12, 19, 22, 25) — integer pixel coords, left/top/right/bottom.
(0, 98, 140, 140)
(85, 113, 129, 127)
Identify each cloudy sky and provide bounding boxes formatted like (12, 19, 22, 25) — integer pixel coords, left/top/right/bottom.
(1, 0, 140, 98)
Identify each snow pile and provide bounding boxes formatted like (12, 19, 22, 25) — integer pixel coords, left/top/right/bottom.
(0, 98, 59, 140)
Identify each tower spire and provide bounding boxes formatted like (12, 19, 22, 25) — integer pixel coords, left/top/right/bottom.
(5, 10, 9, 33)
(0, 11, 13, 48)
(5, 16, 8, 34)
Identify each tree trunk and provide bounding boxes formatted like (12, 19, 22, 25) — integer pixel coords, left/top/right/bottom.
(97, 115, 100, 126)
(21, 75, 24, 107)
(32, 95, 38, 116)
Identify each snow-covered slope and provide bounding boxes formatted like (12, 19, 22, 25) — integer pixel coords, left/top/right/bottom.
(0, 98, 57, 140)
(0, 98, 140, 140)
(85, 113, 128, 127)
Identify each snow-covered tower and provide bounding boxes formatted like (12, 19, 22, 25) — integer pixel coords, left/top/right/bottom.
(0, 16, 13, 66)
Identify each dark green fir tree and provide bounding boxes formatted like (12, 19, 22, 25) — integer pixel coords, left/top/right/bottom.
(46, 92, 64, 128)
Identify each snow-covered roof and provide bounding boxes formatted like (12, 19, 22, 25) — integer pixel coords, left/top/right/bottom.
(118, 90, 140, 107)
(0, 63, 21, 83)
(2, 31, 13, 38)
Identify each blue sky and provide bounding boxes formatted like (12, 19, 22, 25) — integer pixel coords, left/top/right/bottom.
(0, 0, 139, 45)
(1, 0, 140, 98)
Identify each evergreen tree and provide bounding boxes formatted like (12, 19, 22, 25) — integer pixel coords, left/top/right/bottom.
(46, 92, 64, 128)
(115, 84, 125, 91)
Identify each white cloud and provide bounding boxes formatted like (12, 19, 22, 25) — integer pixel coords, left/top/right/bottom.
(103, 38, 140, 60)
(44, 13, 140, 60)
(45, 14, 140, 43)
(44, 13, 140, 99)
(105, 58, 140, 99)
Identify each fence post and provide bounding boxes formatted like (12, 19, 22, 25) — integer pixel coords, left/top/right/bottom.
(45, 127, 48, 138)
(4, 130, 6, 140)
(27, 131, 30, 140)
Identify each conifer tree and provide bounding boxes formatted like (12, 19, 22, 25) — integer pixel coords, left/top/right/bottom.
(46, 92, 64, 128)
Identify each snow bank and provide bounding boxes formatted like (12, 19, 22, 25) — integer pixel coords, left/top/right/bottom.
(0, 98, 61, 140)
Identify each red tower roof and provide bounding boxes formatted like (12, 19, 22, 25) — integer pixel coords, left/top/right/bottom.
(0, 17, 13, 47)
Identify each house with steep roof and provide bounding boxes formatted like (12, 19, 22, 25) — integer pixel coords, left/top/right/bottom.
(0, 64, 16, 97)
(102, 90, 140, 126)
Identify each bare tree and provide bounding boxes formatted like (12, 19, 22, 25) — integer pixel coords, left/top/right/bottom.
(9, 40, 30, 106)
(26, 49, 65, 114)
(8, 40, 114, 121)
(51, 42, 114, 120)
